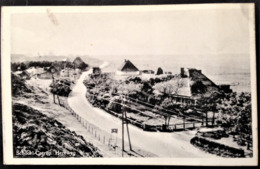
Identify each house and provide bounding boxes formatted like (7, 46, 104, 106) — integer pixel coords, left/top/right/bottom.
(60, 68, 80, 81)
(116, 59, 140, 76)
(73, 57, 88, 70)
(218, 84, 232, 93)
(153, 68, 224, 105)
(141, 70, 155, 74)
(156, 67, 163, 75)
(37, 66, 59, 79)
(15, 70, 31, 80)
(181, 68, 220, 98)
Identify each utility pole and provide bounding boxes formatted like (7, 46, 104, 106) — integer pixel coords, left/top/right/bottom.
(121, 95, 132, 157)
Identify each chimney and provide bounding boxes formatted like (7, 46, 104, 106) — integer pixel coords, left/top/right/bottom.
(181, 68, 185, 77)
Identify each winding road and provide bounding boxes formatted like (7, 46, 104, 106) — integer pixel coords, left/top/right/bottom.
(67, 62, 214, 157)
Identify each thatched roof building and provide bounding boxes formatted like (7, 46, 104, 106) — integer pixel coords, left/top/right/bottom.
(118, 59, 139, 72)
(116, 59, 140, 76)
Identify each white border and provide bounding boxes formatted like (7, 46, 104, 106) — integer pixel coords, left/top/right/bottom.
(1, 3, 258, 166)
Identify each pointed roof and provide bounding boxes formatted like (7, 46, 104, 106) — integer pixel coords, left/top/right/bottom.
(118, 59, 139, 72)
(73, 57, 88, 69)
(73, 57, 84, 65)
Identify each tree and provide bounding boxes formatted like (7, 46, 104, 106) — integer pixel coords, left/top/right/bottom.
(159, 98, 174, 127)
(142, 81, 154, 94)
(11, 62, 19, 71)
(117, 82, 143, 95)
(152, 78, 186, 130)
(196, 93, 220, 127)
(50, 79, 72, 97)
(19, 62, 27, 71)
(153, 78, 185, 97)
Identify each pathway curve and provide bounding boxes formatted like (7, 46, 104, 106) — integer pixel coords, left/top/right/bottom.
(68, 63, 215, 157)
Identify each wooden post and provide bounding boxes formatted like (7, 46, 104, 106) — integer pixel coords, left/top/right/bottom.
(53, 94, 56, 103)
(206, 112, 208, 127)
(212, 111, 215, 126)
(202, 114, 204, 126)
(125, 112, 132, 151)
(57, 95, 61, 106)
(183, 116, 186, 130)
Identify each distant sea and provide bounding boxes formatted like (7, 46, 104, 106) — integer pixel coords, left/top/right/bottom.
(100, 55, 252, 93)
(11, 54, 252, 93)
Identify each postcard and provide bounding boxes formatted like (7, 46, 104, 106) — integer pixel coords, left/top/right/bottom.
(1, 3, 258, 165)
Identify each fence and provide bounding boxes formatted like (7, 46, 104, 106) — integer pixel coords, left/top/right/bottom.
(57, 97, 121, 153)
(85, 92, 215, 132)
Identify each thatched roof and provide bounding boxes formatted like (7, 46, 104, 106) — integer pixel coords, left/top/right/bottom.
(118, 60, 139, 72)
(73, 57, 86, 67)
(188, 68, 219, 97)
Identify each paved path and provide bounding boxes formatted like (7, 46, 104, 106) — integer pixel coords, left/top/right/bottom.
(68, 63, 215, 157)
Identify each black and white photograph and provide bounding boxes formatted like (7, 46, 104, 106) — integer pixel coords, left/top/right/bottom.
(1, 3, 258, 165)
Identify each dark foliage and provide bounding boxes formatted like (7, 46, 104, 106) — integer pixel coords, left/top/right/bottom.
(12, 103, 102, 157)
(191, 136, 245, 157)
(50, 79, 72, 97)
(11, 73, 32, 96)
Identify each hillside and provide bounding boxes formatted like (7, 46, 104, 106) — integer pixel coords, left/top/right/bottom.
(13, 103, 102, 157)
(11, 76, 102, 157)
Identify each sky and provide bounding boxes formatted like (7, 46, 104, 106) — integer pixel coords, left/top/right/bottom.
(9, 4, 254, 92)
(11, 5, 253, 58)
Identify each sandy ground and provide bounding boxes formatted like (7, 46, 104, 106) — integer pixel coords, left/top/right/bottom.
(67, 62, 217, 158)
